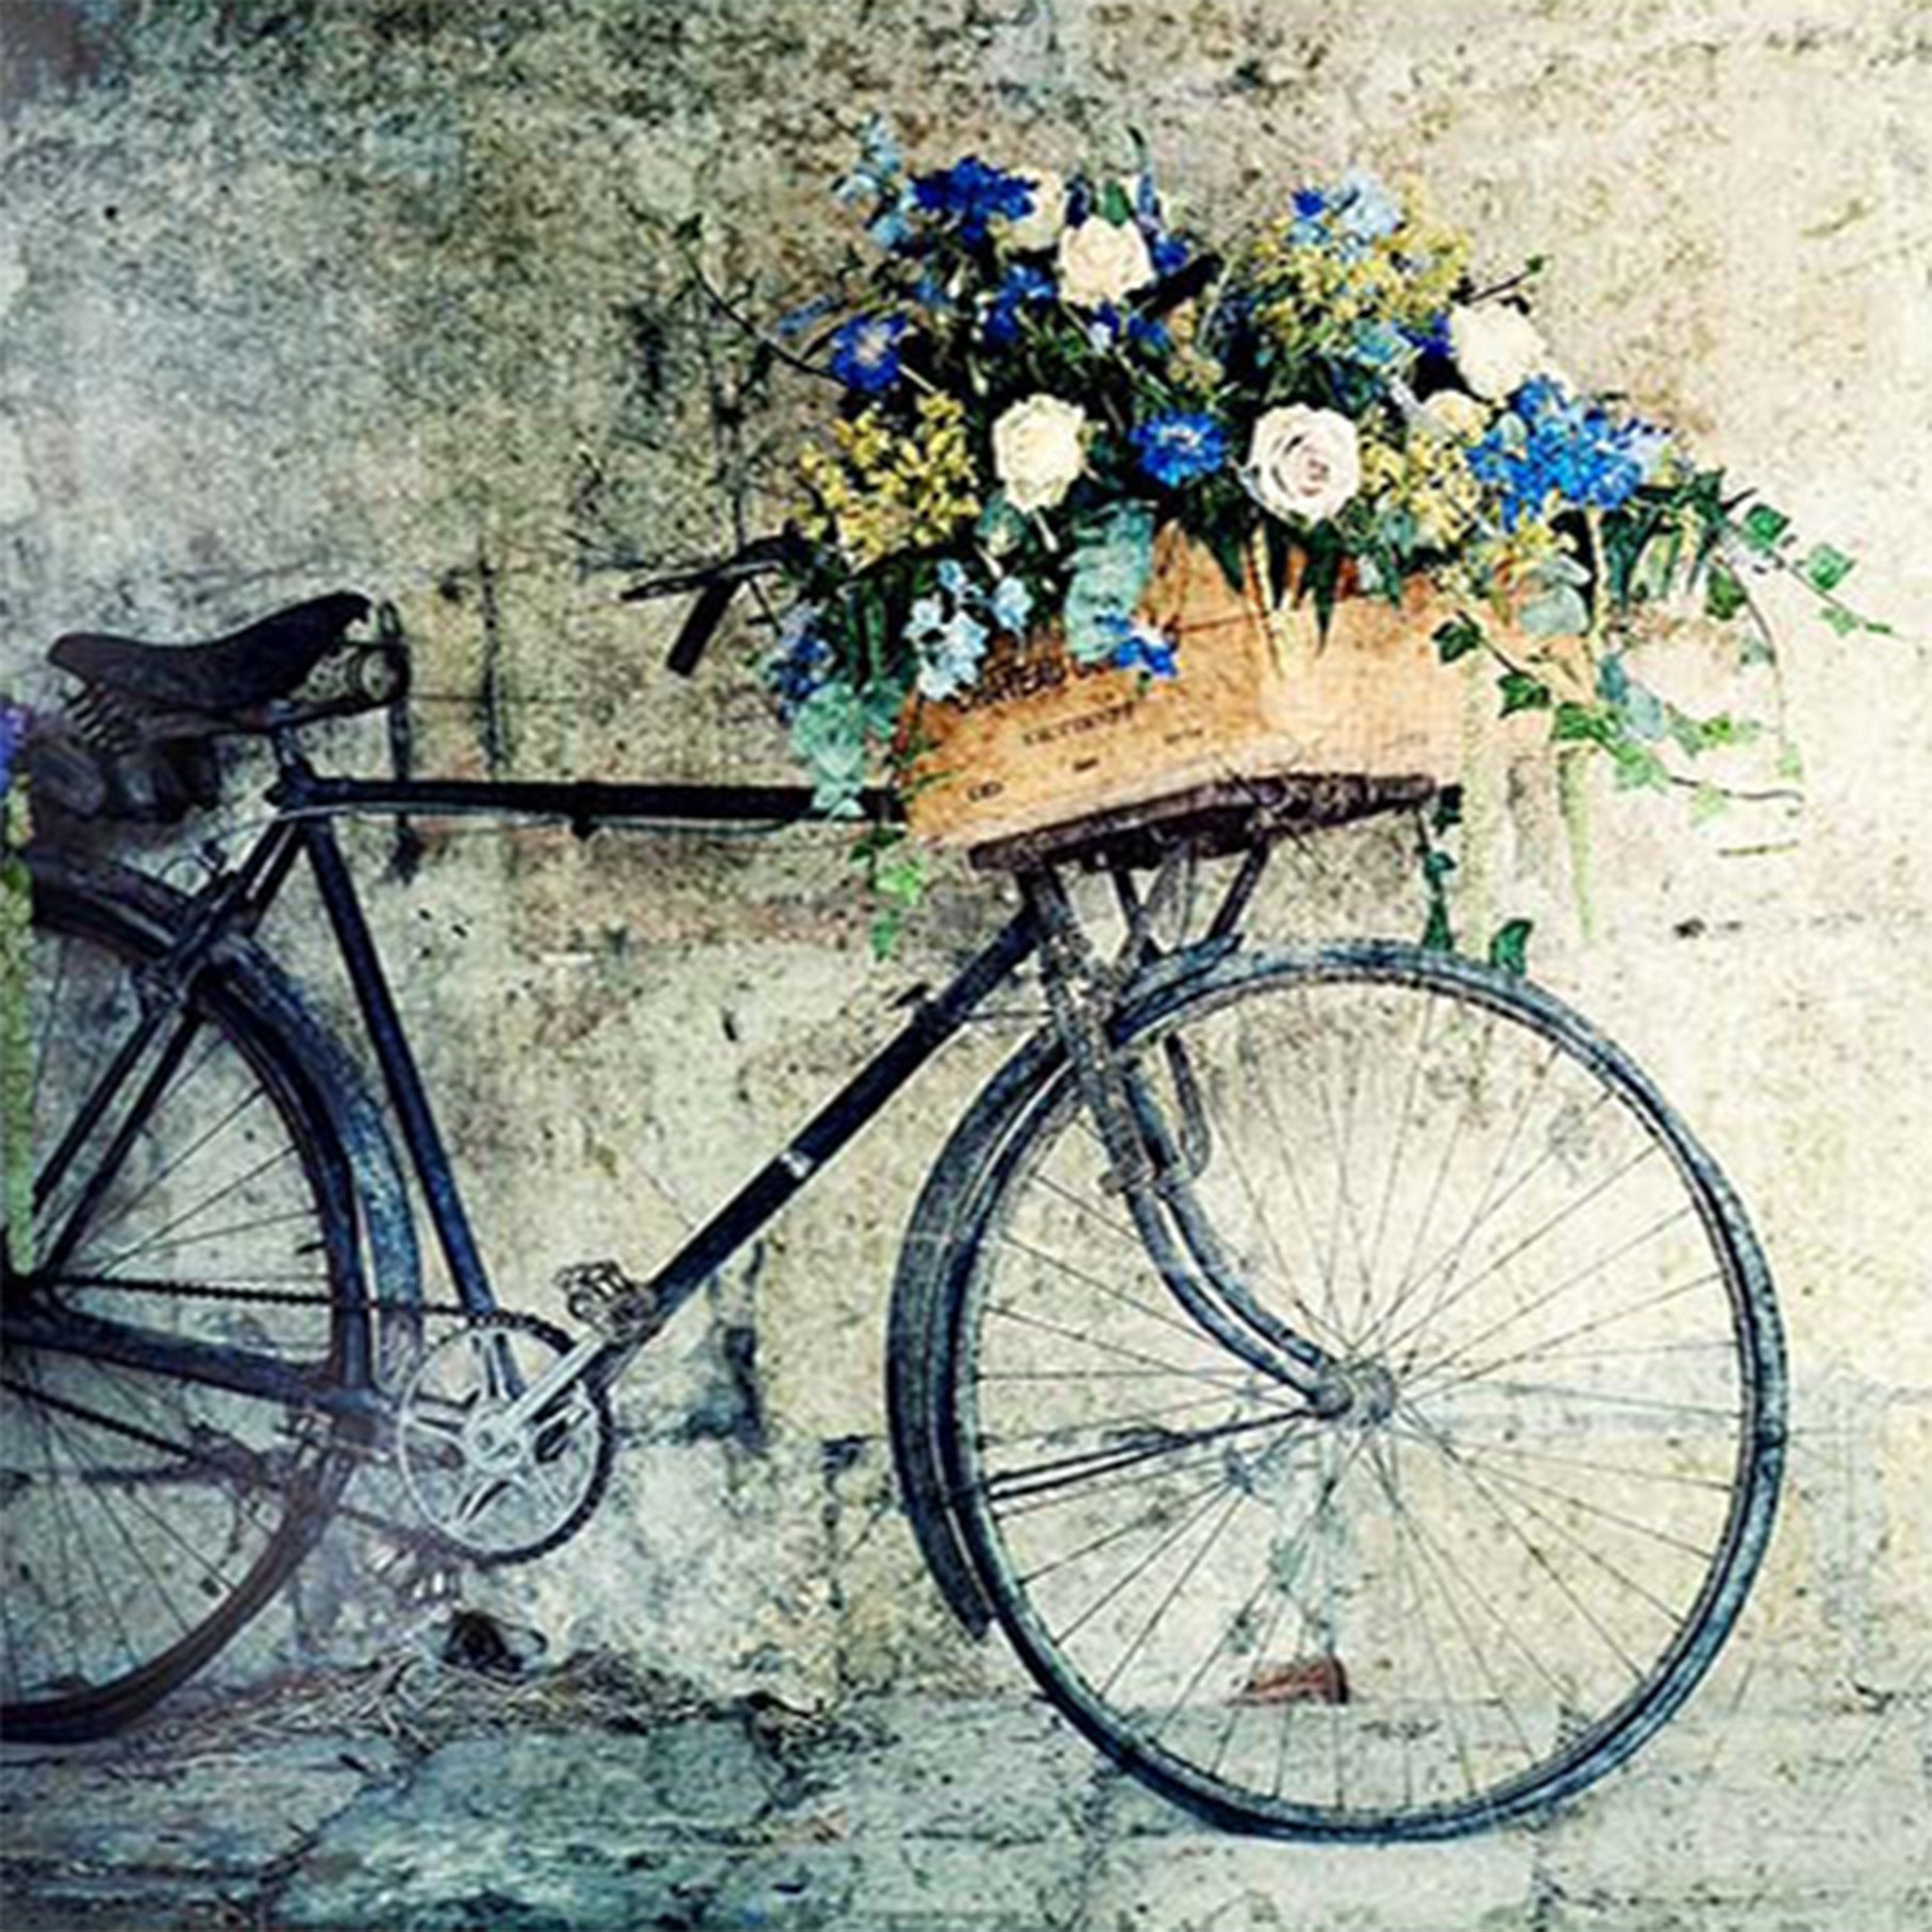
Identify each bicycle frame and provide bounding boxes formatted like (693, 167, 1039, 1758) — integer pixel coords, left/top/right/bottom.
(18, 728, 1342, 1446)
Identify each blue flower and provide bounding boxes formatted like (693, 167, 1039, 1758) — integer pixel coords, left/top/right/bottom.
(911, 156, 1036, 243)
(910, 599, 991, 700)
(988, 575, 1033, 634)
(1101, 613, 1179, 679)
(983, 262, 1054, 344)
(834, 115, 904, 208)
(765, 608, 834, 723)
(867, 193, 916, 253)
(1085, 303, 1125, 348)
(776, 293, 841, 339)
(1289, 185, 1329, 246)
(1149, 231, 1191, 277)
(828, 313, 910, 392)
(0, 700, 28, 798)
(1466, 378, 1672, 528)
(1125, 312, 1174, 355)
(1130, 411, 1228, 487)
(1338, 170, 1402, 243)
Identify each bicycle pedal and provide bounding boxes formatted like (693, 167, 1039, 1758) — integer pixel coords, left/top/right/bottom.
(554, 1258, 660, 1339)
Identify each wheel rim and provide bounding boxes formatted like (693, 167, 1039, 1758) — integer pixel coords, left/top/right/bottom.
(945, 948, 1783, 1838)
(1, 884, 361, 1739)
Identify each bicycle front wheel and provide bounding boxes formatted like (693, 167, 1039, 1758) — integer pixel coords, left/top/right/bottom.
(1, 864, 371, 1741)
(939, 942, 1784, 1839)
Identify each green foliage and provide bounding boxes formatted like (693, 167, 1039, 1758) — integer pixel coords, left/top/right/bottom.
(1800, 542, 1854, 594)
(789, 682, 870, 816)
(1065, 505, 1157, 663)
(1419, 846, 1457, 953)
(1487, 918, 1533, 976)
(1433, 615, 1485, 664)
(1497, 671, 1552, 716)
(856, 826, 927, 959)
(1704, 560, 1747, 622)
(1738, 504, 1790, 553)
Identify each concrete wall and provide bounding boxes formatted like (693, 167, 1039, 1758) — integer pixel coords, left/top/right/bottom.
(3, 0, 1929, 1904)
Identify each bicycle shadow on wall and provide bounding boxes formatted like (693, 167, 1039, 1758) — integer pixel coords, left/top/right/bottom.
(0, 576, 1792, 1846)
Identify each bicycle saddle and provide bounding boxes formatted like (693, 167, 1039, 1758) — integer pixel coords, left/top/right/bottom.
(50, 592, 374, 713)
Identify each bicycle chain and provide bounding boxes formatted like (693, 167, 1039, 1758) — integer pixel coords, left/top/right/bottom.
(16, 1275, 547, 1561)
(49, 1270, 481, 1322)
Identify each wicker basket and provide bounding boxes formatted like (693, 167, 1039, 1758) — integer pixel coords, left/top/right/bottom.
(903, 528, 1469, 851)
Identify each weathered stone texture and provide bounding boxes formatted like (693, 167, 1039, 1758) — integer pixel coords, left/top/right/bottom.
(2, 0, 1929, 1921)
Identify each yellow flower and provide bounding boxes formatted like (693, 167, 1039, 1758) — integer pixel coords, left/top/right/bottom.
(797, 394, 982, 569)
(1360, 411, 1486, 552)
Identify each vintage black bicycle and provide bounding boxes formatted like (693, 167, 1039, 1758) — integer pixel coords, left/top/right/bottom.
(0, 576, 1786, 1841)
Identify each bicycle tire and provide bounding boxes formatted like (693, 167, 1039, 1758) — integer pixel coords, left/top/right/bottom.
(2, 863, 371, 1741)
(933, 941, 1785, 1840)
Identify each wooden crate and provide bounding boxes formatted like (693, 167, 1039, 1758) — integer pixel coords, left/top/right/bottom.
(903, 531, 1470, 850)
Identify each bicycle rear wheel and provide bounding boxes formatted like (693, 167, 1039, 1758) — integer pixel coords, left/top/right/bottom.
(938, 942, 1784, 1839)
(1, 865, 370, 1741)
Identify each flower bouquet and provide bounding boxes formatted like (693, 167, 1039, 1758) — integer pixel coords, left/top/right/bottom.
(751, 124, 1883, 945)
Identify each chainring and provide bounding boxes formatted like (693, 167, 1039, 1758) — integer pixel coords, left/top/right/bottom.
(394, 1311, 614, 1565)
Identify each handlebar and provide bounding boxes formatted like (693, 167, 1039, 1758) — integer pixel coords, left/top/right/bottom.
(621, 532, 802, 677)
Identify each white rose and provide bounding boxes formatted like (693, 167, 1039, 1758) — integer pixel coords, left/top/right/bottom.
(1000, 169, 1066, 252)
(992, 393, 1089, 513)
(1057, 215, 1155, 309)
(1448, 302, 1552, 401)
(1244, 405, 1361, 524)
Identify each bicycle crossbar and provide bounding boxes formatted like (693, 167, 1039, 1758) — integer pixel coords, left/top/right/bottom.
(283, 773, 903, 830)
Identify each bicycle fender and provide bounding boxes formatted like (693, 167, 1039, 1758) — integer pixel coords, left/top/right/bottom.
(885, 936, 1236, 1638)
(25, 853, 423, 1321)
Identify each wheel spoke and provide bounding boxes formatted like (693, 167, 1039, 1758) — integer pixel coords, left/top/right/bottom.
(5, 874, 359, 1740)
(943, 946, 1781, 1837)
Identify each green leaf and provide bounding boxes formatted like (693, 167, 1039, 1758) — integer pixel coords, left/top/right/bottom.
(790, 681, 869, 817)
(1487, 918, 1533, 977)
(1099, 180, 1134, 225)
(1740, 503, 1790, 553)
(1617, 675, 1666, 742)
(1690, 784, 1728, 826)
(1704, 560, 1747, 622)
(1799, 542, 1855, 593)
(1064, 504, 1156, 664)
(1206, 524, 1248, 597)
(978, 494, 1029, 557)
(1497, 671, 1552, 717)
(1517, 585, 1591, 637)
(1263, 521, 1294, 608)
(1420, 841, 1457, 954)
(1553, 701, 1614, 745)
(1776, 740, 1805, 785)
(1820, 604, 1861, 638)
(1609, 740, 1670, 791)
(1434, 615, 1485, 664)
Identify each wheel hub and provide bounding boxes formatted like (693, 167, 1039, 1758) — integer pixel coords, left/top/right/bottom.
(1310, 1358, 1399, 1429)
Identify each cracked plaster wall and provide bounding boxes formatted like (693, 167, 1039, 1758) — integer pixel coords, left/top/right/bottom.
(1, 0, 1929, 1774)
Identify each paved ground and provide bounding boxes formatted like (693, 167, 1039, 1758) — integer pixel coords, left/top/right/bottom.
(3, 1643, 1927, 1932)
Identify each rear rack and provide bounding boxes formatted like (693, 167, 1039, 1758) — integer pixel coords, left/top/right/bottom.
(965, 772, 1439, 874)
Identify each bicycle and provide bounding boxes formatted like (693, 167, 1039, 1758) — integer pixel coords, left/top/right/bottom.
(0, 572, 1786, 1843)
